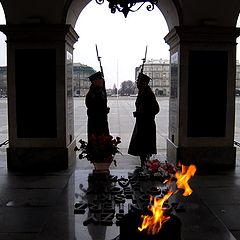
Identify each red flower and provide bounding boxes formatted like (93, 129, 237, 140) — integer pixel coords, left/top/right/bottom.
(146, 159, 161, 173)
(75, 134, 122, 165)
(146, 159, 177, 175)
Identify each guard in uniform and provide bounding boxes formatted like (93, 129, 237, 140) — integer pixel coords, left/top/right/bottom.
(128, 73, 160, 167)
(85, 71, 110, 140)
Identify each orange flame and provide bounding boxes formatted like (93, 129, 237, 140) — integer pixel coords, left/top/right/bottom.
(138, 163, 197, 235)
(175, 164, 197, 196)
(138, 191, 173, 235)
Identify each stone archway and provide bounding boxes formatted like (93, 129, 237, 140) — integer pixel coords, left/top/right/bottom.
(0, 0, 180, 172)
(1, 0, 239, 171)
(64, 0, 239, 171)
(64, 0, 180, 154)
(65, 0, 180, 30)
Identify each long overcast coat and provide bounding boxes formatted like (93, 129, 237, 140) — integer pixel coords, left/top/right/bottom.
(85, 84, 109, 139)
(128, 85, 159, 156)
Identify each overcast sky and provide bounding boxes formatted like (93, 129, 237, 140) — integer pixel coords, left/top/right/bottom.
(74, 1, 170, 88)
(0, 3, 240, 88)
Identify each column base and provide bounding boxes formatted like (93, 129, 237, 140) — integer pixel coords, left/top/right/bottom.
(167, 139, 236, 171)
(7, 140, 76, 172)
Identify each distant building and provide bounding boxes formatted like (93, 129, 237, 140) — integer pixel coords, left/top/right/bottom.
(73, 63, 96, 97)
(0, 63, 96, 98)
(0, 64, 97, 98)
(236, 61, 240, 95)
(0, 66, 7, 97)
(1, 61, 239, 98)
(135, 59, 170, 96)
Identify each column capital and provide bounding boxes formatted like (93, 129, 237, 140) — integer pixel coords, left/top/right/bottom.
(165, 26, 240, 47)
(0, 24, 79, 45)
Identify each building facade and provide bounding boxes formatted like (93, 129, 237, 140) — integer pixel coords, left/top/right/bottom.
(0, 66, 7, 97)
(0, 64, 96, 98)
(137, 60, 240, 97)
(236, 60, 240, 93)
(73, 63, 96, 97)
(136, 59, 170, 96)
(2, 61, 240, 98)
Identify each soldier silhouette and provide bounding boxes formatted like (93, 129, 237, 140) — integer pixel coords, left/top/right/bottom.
(128, 72, 160, 167)
(85, 71, 110, 140)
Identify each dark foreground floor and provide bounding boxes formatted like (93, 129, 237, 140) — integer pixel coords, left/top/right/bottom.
(0, 151, 239, 240)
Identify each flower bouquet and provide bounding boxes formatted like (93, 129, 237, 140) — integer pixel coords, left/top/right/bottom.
(145, 159, 177, 179)
(74, 134, 121, 167)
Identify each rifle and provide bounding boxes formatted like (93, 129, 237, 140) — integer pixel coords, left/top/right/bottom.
(95, 44, 104, 78)
(141, 45, 148, 74)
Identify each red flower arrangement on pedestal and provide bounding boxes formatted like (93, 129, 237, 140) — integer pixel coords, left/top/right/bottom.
(74, 134, 121, 166)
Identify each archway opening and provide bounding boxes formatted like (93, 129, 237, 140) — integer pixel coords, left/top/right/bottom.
(0, 4, 7, 155)
(72, 0, 170, 168)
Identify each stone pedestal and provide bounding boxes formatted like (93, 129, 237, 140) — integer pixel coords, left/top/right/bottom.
(0, 24, 78, 171)
(164, 26, 240, 171)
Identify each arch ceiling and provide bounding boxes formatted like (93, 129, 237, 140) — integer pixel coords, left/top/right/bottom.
(0, 1, 239, 31)
(65, 0, 240, 29)
(66, 0, 180, 30)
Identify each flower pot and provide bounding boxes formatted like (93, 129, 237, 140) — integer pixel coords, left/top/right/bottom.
(93, 161, 111, 175)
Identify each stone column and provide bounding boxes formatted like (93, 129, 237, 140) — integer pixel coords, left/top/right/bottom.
(0, 24, 78, 171)
(165, 26, 240, 171)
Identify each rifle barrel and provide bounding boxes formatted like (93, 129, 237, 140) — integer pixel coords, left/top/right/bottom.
(141, 45, 148, 73)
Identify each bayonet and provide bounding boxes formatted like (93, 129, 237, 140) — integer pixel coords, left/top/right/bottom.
(141, 45, 148, 73)
(95, 44, 104, 77)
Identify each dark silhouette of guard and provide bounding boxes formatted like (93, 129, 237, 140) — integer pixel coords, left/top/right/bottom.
(85, 71, 110, 140)
(128, 72, 160, 167)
